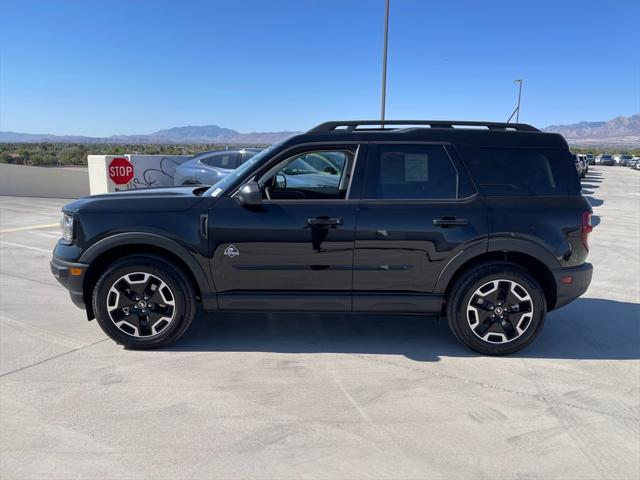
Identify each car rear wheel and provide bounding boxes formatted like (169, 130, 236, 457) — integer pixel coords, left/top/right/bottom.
(446, 263, 546, 355)
(92, 255, 196, 349)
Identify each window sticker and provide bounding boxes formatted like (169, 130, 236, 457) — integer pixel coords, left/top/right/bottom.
(405, 154, 429, 181)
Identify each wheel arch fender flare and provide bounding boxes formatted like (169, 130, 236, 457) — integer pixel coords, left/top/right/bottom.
(434, 237, 559, 294)
(79, 232, 213, 295)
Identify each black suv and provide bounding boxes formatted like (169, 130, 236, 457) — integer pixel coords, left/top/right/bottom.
(51, 120, 593, 355)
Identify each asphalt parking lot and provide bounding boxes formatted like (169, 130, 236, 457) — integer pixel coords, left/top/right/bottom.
(1, 166, 638, 480)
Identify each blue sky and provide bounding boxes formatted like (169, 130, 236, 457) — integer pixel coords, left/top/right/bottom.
(1, 0, 638, 136)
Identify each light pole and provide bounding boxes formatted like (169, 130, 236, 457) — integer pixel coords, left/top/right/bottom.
(514, 79, 523, 123)
(380, 0, 390, 125)
(507, 79, 524, 123)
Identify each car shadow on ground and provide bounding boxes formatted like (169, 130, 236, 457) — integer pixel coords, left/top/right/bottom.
(581, 171, 604, 203)
(168, 298, 639, 361)
(585, 195, 604, 207)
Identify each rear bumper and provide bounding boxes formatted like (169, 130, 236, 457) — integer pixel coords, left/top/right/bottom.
(50, 255, 88, 310)
(551, 262, 593, 310)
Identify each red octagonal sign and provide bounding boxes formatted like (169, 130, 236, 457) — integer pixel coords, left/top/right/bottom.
(109, 157, 135, 185)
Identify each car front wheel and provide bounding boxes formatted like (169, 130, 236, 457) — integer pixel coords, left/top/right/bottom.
(92, 255, 196, 349)
(446, 263, 547, 355)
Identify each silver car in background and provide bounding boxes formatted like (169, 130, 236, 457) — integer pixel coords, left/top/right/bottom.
(173, 148, 261, 186)
(174, 148, 347, 190)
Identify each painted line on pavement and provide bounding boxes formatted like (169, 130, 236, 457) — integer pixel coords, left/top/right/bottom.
(0, 223, 59, 233)
(0, 241, 52, 253)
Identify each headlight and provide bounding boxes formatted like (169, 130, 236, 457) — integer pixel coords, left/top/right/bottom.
(60, 212, 74, 243)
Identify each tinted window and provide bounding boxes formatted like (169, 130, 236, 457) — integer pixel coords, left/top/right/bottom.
(363, 144, 459, 199)
(463, 147, 579, 196)
(201, 152, 236, 168)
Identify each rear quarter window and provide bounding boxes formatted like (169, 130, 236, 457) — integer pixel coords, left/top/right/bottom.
(461, 147, 580, 196)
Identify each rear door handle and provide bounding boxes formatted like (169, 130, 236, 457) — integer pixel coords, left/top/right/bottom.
(305, 217, 343, 227)
(433, 217, 468, 227)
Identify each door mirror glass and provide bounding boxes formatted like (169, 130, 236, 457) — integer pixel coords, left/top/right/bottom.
(275, 173, 287, 189)
(237, 182, 262, 206)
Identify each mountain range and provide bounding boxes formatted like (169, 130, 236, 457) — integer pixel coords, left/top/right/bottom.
(0, 125, 301, 145)
(542, 114, 640, 147)
(2, 114, 638, 146)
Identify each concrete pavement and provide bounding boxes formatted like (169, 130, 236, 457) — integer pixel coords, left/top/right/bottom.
(1, 167, 638, 479)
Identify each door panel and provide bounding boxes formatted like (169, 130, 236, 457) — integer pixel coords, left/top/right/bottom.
(353, 198, 488, 292)
(209, 196, 356, 310)
(352, 143, 488, 312)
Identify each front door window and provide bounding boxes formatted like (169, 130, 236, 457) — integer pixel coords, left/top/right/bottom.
(260, 150, 353, 200)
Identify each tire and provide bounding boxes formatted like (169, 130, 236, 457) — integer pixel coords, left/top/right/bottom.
(92, 255, 196, 349)
(446, 262, 547, 355)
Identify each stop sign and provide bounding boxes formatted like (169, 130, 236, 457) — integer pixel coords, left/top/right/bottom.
(108, 157, 135, 185)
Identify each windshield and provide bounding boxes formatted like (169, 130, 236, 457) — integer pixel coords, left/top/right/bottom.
(205, 141, 284, 197)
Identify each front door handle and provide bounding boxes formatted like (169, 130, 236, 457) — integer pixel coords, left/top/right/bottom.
(305, 217, 343, 227)
(433, 217, 468, 227)
(200, 214, 209, 238)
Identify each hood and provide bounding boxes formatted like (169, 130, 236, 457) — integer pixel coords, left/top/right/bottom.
(63, 186, 209, 214)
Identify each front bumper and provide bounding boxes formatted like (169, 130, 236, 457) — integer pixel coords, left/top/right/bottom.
(551, 262, 593, 310)
(50, 255, 89, 310)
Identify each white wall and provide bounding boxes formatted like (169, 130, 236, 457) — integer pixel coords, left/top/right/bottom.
(88, 155, 192, 194)
(0, 154, 194, 198)
(0, 164, 90, 199)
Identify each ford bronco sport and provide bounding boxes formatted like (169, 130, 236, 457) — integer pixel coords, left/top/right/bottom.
(51, 120, 593, 355)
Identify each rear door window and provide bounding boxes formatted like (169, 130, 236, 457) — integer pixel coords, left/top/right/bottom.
(462, 147, 580, 196)
(362, 144, 461, 200)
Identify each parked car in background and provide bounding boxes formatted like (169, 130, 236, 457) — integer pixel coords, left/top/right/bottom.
(573, 154, 581, 176)
(618, 155, 633, 167)
(573, 154, 587, 178)
(585, 154, 595, 165)
(173, 149, 261, 186)
(175, 148, 344, 189)
(599, 154, 615, 166)
(577, 154, 588, 177)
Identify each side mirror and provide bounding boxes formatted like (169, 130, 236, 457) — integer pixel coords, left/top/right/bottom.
(275, 173, 287, 189)
(237, 182, 262, 207)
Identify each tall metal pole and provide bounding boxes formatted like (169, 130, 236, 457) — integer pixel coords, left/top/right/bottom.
(380, 0, 390, 125)
(515, 79, 523, 123)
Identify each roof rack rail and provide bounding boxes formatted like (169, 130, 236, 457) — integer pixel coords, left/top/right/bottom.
(307, 120, 540, 134)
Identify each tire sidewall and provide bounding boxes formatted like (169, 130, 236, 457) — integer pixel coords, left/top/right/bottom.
(449, 264, 546, 355)
(92, 256, 193, 349)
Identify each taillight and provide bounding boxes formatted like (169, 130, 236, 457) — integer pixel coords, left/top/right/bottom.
(581, 211, 593, 250)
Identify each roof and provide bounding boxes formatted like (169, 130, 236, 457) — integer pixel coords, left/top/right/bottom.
(307, 120, 540, 133)
(281, 120, 569, 149)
